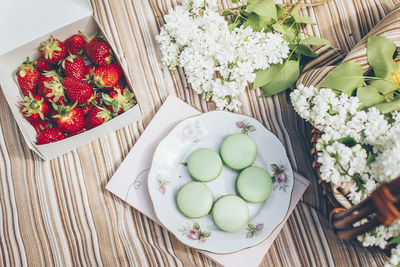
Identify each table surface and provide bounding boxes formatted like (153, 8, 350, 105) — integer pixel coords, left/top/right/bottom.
(1, 0, 399, 266)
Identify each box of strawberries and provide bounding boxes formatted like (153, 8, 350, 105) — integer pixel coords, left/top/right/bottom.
(0, 0, 142, 160)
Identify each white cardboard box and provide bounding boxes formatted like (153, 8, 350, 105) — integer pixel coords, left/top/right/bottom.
(0, 0, 142, 160)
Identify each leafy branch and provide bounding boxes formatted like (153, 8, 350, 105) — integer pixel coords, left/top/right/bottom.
(318, 35, 400, 114)
(221, 0, 332, 97)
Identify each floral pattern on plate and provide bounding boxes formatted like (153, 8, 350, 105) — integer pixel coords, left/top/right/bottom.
(148, 111, 293, 253)
(236, 120, 256, 135)
(179, 120, 202, 142)
(271, 163, 290, 192)
(246, 223, 264, 238)
(180, 222, 211, 243)
(156, 176, 170, 195)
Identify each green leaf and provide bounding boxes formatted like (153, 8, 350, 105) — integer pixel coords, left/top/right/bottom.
(373, 97, 400, 114)
(275, 4, 287, 19)
(319, 61, 364, 95)
(245, 13, 262, 31)
(272, 23, 285, 34)
(246, 232, 254, 238)
(246, 0, 277, 22)
(291, 7, 314, 24)
(300, 36, 332, 47)
(281, 23, 297, 43)
(232, 0, 239, 3)
(367, 36, 398, 78)
(337, 137, 357, 147)
(228, 20, 239, 31)
(254, 63, 284, 89)
(356, 85, 385, 108)
(193, 222, 200, 230)
(260, 60, 300, 97)
(222, 10, 233, 16)
(296, 44, 318, 57)
(369, 76, 397, 95)
(202, 231, 211, 237)
(388, 235, 400, 246)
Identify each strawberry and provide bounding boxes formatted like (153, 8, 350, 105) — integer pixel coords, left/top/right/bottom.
(31, 120, 54, 133)
(51, 103, 85, 133)
(81, 32, 113, 65)
(16, 57, 40, 96)
(40, 36, 66, 64)
(36, 56, 53, 71)
(63, 77, 94, 105)
(64, 34, 85, 54)
(102, 87, 135, 115)
(80, 94, 100, 116)
(21, 93, 49, 122)
(83, 64, 95, 81)
(42, 76, 66, 104)
(93, 64, 121, 89)
(85, 106, 112, 129)
(37, 70, 59, 96)
(37, 128, 66, 145)
(68, 128, 87, 137)
(61, 54, 85, 79)
(80, 104, 94, 116)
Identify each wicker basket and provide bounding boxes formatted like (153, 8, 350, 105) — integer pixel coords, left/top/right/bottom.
(297, 5, 400, 244)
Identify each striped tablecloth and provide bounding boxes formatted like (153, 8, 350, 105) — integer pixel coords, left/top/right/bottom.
(0, 0, 399, 266)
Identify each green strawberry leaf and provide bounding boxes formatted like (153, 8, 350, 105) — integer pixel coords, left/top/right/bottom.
(319, 61, 364, 95)
(367, 36, 398, 78)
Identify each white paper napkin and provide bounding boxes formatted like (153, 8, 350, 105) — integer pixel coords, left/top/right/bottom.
(106, 95, 310, 267)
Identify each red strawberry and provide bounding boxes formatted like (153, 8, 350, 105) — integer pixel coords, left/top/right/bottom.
(83, 64, 95, 81)
(85, 106, 112, 129)
(37, 128, 66, 145)
(36, 56, 53, 71)
(68, 128, 87, 137)
(37, 70, 59, 96)
(80, 93, 100, 116)
(93, 64, 121, 89)
(40, 36, 66, 64)
(42, 76, 66, 104)
(81, 32, 113, 65)
(61, 54, 85, 79)
(63, 77, 94, 105)
(102, 87, 135, 115)
(21, 93, 49, 122)
(31, 120, 54, 133)
(16, 57, 40, 96)
(80, 104, 94, 116)
(51, 103, 85, 133)
(64, 34, 85, 54)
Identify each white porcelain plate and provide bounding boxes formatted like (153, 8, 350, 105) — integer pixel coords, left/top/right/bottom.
(148, 111, 294, 254)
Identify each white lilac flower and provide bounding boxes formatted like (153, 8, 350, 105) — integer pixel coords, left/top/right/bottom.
(291, 84, 400, 264)
(156, 0, 290, 111)
(386, 244, 400, 267)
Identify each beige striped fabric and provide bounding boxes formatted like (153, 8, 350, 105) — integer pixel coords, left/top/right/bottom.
(0, 0, 399, 266)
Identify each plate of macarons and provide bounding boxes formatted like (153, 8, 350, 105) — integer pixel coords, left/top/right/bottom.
(148, 111, 294, 254)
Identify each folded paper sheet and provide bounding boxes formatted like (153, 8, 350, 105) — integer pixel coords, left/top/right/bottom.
(106, 95, 309, 267)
